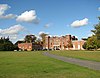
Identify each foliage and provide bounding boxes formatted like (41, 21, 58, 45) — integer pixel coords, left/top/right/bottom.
(24, 35, 36, 43)
(83, 17, 100, 50)
(82, 42, 87, 49)
(91, 18, 100, 48)
(83, 36, 98, 50)
(72, 36, 78, 40)
(39, 33, 48, 44)
(0, 37, 15, 51)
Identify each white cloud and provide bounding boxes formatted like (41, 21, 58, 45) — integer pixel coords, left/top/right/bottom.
(0, 4, 16, 19)
(0, 24, 24, 35)
(0, 4, 39, 22)
(16, 10, 39, 23)
(38, 31, 49, 39)
(71, 18, 89, 27)
(0, 14, 17, 19)
(0, 4, 10, 15)
(0, 24, 25, 40)
(38, 31, 49, 36)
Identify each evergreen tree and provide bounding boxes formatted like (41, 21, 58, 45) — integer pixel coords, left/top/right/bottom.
(0, 37, 14, 51)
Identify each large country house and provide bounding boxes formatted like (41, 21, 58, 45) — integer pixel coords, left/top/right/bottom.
(44, 35, 85, 50)
(18, 34, 86, 51)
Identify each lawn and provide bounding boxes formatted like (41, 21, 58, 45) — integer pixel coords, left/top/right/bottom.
(0, 51, 100, 78)
(50, 50, 100, 62)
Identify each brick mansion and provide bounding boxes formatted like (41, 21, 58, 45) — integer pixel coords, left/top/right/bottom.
(18, 34, 86, 51)
(44, 35, 85, 50)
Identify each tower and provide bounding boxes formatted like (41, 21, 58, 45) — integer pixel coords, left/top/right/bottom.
(44, 36, 50, 49)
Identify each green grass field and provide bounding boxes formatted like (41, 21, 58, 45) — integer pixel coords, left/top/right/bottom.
(0, 51, 100, 78)
(50, 50, 100, 62)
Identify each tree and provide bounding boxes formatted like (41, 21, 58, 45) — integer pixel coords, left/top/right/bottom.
(87, 36, 98, 50)
(83, 17, 100, 50)
(25, 35, 36, 43)
(82, 42, 87, 49)
(91, 17, 100, 48)
(39, 33, 48, 45)
(0, 37, 15, 51)
(83, 36, 98, 50)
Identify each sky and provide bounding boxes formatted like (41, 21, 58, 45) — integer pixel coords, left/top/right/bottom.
(0, 0, 100, 42)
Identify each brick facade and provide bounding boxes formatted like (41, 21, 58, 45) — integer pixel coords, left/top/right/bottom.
(18, 43, 32, 51)
(44, 35, 72, 50)
(44, 35, 85, 50)
(72, 40, 86, 50)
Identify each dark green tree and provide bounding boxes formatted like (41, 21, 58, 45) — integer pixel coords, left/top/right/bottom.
(0, 37, 14, 51)
(83, 36, 98, 50)
(87, 36, 98, 50)
(25, 35, 36, 43)
(91, 17, 100, 48)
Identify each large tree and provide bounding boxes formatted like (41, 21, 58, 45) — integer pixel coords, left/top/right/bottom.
(83, 36, 98, 50)
(91, 17, 100, 48)
(83, 17, 100, 50)
(39, 33, 48, 45)
(25, 35, 36, 43)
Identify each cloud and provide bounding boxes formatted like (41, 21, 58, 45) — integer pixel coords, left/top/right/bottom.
(38, 31, 49, 39)
(0, 24, 25, 40)
(71, 18, 89, 27)
(10, 34, 18, 40)
(38, 31, 44, 36)
(44, 23, 52, 28)
(0, 4, 16, 19)
(98, 7, 100, 11)
(16, 10, 39, 23)
(0, 14, 17, 19)
(38, 31, 49, 36)
(0, 24, 24, 35)
(0, 4, 10, 15)
(0, 4, 39, 23)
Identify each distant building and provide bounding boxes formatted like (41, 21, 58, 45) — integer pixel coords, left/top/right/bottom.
(44, 35, 85, 50)
(18, 43, 43, 51)
(18, 43, 32, 51)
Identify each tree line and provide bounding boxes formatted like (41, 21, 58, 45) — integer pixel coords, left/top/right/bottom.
(0, 37, 18, 51)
